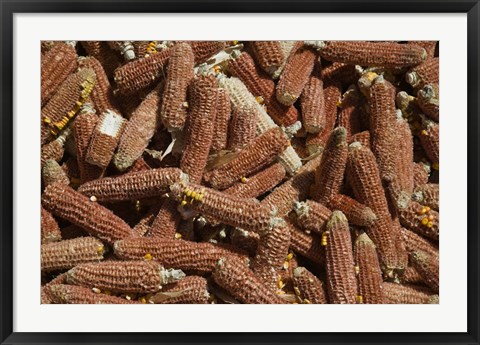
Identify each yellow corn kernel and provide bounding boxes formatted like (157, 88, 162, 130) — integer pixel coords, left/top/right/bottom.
(294, 287, 301, 296)
(175, 232, 182, 239)
(427, 221, 433, 228)
(419, 207, 428, 215)
(241, 177, 248, 183)
(92, 287, 101, 294)
(283, 261, 289, 270)
(144, 253, 153, 261)
(355, 265, 360, 274)
(255, 96, 264, 104)
(303, 299, 311, 304)
(421, 217, 429, 225)
(180, 200, 187, 207)
(421, 129, 428, 135)
(428, 214, 434, 221)
(432, 163, 439, 170)
(286, 252, 294, 261)
(356, 295, 363, 304)
(43, 117, 51, 124)
(424, 206, 431, 212)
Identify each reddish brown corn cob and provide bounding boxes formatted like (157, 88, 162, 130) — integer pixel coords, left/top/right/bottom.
(42, 272, 68, 304)
(228, 106, 258, 151)
(78, 168, 185, 202)
(261, 155, 321, 217)
(382, 282, 437, 304)
(406, 57, 439, 91)
(42, 183, 135, 244)
(412, 41, 437, 58)
(41, 132, 68, 166)
(113, 84, 163, 171)
(287, 220, 325, 266)
(401, 266, 425, 285)
(47, 284, 136, 304)
(66, 260, 185, 293)
(41, 68, 96, 144)
(114, 237, 247, 273)
(325, 211, 357, 304)
(318, 41, 427, 68)
(300, 72, 325, 134)
(73, 110, 104, 183)
(293, 267, 328, 304)
(151, 276, 209, 304)
(250, 41, 285, 75)
(419, 118, 439, 167)
(398, 201, 439, 241)
(180, 80, 218, 183)
(223, 163, 286, 199)
(80, 41, 122, 78)
(61, 157, 80, 183)
(128, 157, 151, 174)
(204, 127, 290, 190)
(413, 183, 439, 211)
(113, 48, 171, 95)
(410, 250, 439, 292)
(270, 41, 297, 79)
(148, 198, 181, 239)
(188, 41, 226, 64)
(349, 130, 371, 148)
(211, 88, 231, 152)
(170, 181, 276, 233)
(132, 203, 161, 236)
(354, 233, 383, 304)
(41, 237, 105, 272)
(327, 194, 377, 227)
(159, 43, 194, 131)
(413, 162, 431, 188)
(230, 228, 260, 256)
(212, 256, 284, 304)
(78, 56, 119, 114)
(321, 62, 358, 87)
(85, 110, 126, 168)
(401, 227, 439, 258)
(338, 85, 365, 140)
(251, 220, 291, 271)
(276, 43, 317, 106)
(312, 127, 348, 204)
(41, 42, 78, 106)
(42, 159, 70, 187)
(41, 208, 62, 244)
(41, 40, 55, 55)
(293, 200, 331, 234)
(417, 84, 439, 122)
(392, 116, 415, 196)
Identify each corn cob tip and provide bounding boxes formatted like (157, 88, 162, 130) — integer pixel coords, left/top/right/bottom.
(159, 267, 186, 285)
(419, 84, 437, 100)
(396, 190, 412, 210)
(428, 295, 440, 304)
(303, 41, 326, 50)
(405, 71, 419, 87)
(79, 102, 95, 114)
(410, 250, 429, 263)
(327, 210, 348, 227)
(372, 74, 385, 85)
(283, 121, 302, 139)
(331, 126, 347, 145)
(293, 266, 306, 277)
(355, 232, 375, 246)
(348, 141, 363, 151)
(293, 201, 308, 217)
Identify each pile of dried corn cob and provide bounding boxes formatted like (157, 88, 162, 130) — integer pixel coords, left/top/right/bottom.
(41, 40, 439, 304)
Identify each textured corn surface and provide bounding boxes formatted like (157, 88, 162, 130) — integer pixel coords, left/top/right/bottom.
(293, 267, 328, 304)
(354, 233, 383, 304)
(41, 208, 62, 244)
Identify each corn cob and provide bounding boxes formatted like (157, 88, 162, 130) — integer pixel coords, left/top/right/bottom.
(113, 84, 163, 171)
(318, 41, 427, 68)
(66, 260, 185, 293)
(131, 202, 162, 236)
(204, 127, 289, 190)
(337, 85, 365, 139)
(80, 41, 122, 78)
(293, 200, 331, 234)
(114, 237, 247, 273)
(251, 219, 291, 271)
(128, 157, 151, 174)
(401, 227, 439, 258)
(77, 56, 119, 114)
(212, 256, 284, 304)
(41, 236, 105, 272)
(270, 41, 297, 79)
(287, 220, 325, 266)
(327, 194, 377, 227)
(412, 41, 437, 58)
(42, 159, 70, 187)
(41, 40, 55, 55)
(159, 43, 194, 131)
(230, 228, 260, 256)
(41, 42, 78, 106)
(413, 183, 439, 211)
(325, 211, 357, 304)
(42, 183, 135, 244)
(180, 80, 218, 183)
(392, 217, 409, 272)
(312, 127, 348, 204)
(42, 272, 68, 304)
(114, 48, 171, 95)
(170, 181, 276, 233)
(417, 84, 439, 122)
(47, 284, 136, 304)
(61, 157, 80, 182)
(413, 162, 431, 188)
(85, 110, 126, 168)
(392, 115, 415, 196)
(108, 41, 135, 61)
(401, 266, 425, 285)
(276, 43, 317, 106)
(354, 233, 383, 304)
(321, 62, 358, 87)
(211, 88, 231, 152)
(151, 276, 209, 304)
(399, 201, 439, 241)
(406, 57, 439, 91)
(41, 133, 68, 166)
(300, 72, 325, 134)
(148, 197, 181, 239)
(261, 155, 321, 217)
(410, 250, 439, 292)
(73, 110, 104, 183)
(292, 267, 328, 304)
(382, 282, 437, 304)
(188, 41, 226, 64)
(41, 208, 62, 244)
(223, 163, 286, 199)
(78, 168, 186, 202)
(41, 68, 96, 144)
(250, 41, 285, 75)
(349, 131, 371, 148)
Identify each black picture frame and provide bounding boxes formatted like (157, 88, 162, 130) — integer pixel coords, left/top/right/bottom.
(1, 1, 479, 344)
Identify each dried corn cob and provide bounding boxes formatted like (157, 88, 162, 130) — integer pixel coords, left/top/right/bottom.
(321, 62, 358, 87)
(78, 167, 185, 202)
(47, 284, 136, 304)
(223, 163, 286, 199)
(188, 41, 226, 64)
(113, 84, 163, 171)
(325, 211, 357, 304)
(132, 202, 162, 236)
(114, 237, 247, 273)
(204, 127, 289, 190)
(41, 42, 78, 106)
(293, 200, 331, 234)
(392, 115, 415, 196)
(382, 282, 437, 304)
(276, 43, 317, 106)
(41, 131, 68, 166)
(211, 88, 231, 152)
(293, 267, 328, 304)
(300, 73, 325, 134)
(399, 200, 439, 240)
(170, 181, 276, 233)
(41, 208, 62, 244)
(318, 41, 427, 68)
(337, 85, 365, 139)
(41, 40, 55, 55)
(354, 233, 383, 304)
(151, 276, 209, 304)
(406, 57, 439, 91)
(41, 236, 105, 272)
(250, 41, 285, 75)
(287, 220, 325, 266)
(230, 228, 260, 256)
(417, 84, 439, 122)
(312, 127, 348, 203)
(42, 183, 135, 244)
(41, 68, 96, 144)
(412, 41, 437, 58)
(80, 41, 122, 78)
(401, 266, 425, 285)
(61, 157, 80, 182)
(108, 41, 135, 61)
(349, 131, 371, 148)
(66, 260, 185, 293)
(85, 110, 126, 168)
(413, 162, 431, 188)
(212, 256, 284, 304)
(251, 219, 291, 271)
(410, 250, 439, 292)
(159, 43, 194, 131)
(148, 197, 181, 239)
(42, 159, 70, 187)
(42, 272, 68, 304)
(327, 194, 377, 227)
(413, 183, 439, 211)
(401, 227, 439, 258)
(271, 41, 297, 79)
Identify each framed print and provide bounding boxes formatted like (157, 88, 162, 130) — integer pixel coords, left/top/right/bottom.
(1, 1, 479, 344)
